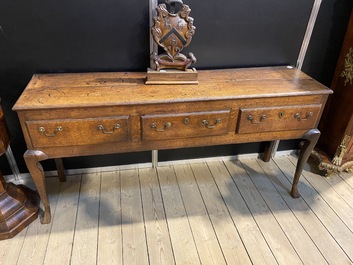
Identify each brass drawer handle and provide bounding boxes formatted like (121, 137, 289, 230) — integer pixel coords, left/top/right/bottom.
(294, 112, 313, 121)
(151, 122, 172, 132)
(201, 118, 222, 129)
(38, 126, 63, 137)
(97, 124, 121, 134)
(247, 114, 266, 124)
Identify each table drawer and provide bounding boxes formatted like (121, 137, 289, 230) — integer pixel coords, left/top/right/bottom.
(237, 104, 321, 134)
(26, 116, 130, 148)
(141, 110, 230, 141)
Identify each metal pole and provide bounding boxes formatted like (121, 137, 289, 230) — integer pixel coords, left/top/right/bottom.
(5, 145, 21, 180)
(150, 0, 159, 167)
(297, 0, 322, 70)
(152, 150, 158, 168)
(149, 0, 158, 69)
(270, 0, 322, 158)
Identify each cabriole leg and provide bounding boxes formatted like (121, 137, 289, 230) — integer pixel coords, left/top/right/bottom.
(24, 150, 51, 224)
(291, 129, 320, 198)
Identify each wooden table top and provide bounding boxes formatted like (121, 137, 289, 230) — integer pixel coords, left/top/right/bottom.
(13, 67, 332, 110)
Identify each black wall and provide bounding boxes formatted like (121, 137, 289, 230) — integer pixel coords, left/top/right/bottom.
(0, 0, 352, 174)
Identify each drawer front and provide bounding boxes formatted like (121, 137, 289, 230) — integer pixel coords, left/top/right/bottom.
(141, 110, 230, 141)
(26, 116, 130, 148)
(237, 104, 321, 134)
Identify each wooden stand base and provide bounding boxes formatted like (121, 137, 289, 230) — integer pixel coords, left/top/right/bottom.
(145, 68, 198, 85)
(0, 179, 40, 240)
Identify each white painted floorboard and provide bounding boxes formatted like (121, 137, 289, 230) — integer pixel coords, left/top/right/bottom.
(1, 154, 353, 265)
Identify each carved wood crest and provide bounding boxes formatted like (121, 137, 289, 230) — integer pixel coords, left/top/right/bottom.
(150, 1, 196, 71)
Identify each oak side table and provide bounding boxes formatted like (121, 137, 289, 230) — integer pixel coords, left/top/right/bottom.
(13, 67, 333, 224)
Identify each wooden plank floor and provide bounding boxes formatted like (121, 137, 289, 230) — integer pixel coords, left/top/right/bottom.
(1, 154, 353, 265)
